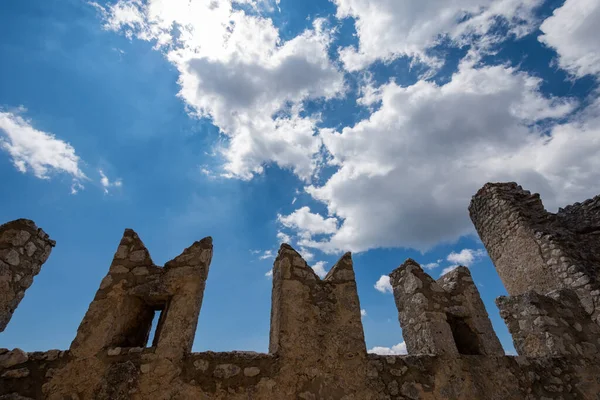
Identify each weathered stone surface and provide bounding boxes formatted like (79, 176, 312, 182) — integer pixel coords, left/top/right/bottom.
(213, 364, 241, 379)
(0, 350, 28, 369)
(1, 369, 29, 379)
(0, 219, 54, 332)
(0, 394, 35, 400)
(390, 260, 503, 356)
(68, 229, 213, 360)
(470, 182, 600, 323)
(93, 361, 139, 400)
(243, 367, 260, 377)
(498, 289, 600, 357)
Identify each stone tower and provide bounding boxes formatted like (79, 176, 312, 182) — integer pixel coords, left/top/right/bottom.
(0, 219, 54, 332)
(469, 182, 600, 323)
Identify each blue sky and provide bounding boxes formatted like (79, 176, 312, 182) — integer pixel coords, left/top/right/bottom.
(1, 0, 599, 356)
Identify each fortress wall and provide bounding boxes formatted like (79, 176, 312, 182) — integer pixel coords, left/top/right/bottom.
(2, 181, 600, 399)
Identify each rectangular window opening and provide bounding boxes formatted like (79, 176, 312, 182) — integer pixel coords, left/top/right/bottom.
(147, 307, 166, 348)
(447, 314, 483, 355)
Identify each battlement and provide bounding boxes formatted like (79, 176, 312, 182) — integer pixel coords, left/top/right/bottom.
(2, 180, 600, 399)
(470, 182, 600, 324)
(0, 219, 55, 332)
(390, 260, 503, 356)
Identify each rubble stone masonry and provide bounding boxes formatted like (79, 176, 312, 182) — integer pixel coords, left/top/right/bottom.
(469, 183, 600, 323)
(0, 219, 54, 332)
(1, 182, 600, 399)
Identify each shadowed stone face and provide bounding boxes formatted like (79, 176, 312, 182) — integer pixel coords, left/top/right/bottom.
(0, 219, 54, 332)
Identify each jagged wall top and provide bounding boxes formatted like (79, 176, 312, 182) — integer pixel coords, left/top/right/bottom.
(470, 182, 600, 323)
(0, 219, 55, 332)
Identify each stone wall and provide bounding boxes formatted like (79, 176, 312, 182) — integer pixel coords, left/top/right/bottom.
(3, 347, 600, 399)
(497, 289, 600, 358)
(2, 182, 600, 400)
(469, 183, 600, 324)
(0, 219, 54, 332)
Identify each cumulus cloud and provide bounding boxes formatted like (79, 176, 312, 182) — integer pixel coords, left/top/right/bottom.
(298, 247, 315, 262)
(368, 342, 407, 355)
(0, 109, 86, 182)
(278, 207, 338, 236)
(361, 309, 367, 317)
(276, 231, 292, 244)
(259, 250, 275, 260)
(95, 0, 344, 181)
(265, 269, 273, 278)
(99, 169, 123, 194)
(422, 262, 439, 270)
(312, 261, 329, 278)
(374, 275, 393, 294)
(95, 0, 600, 257)
(446, 248, 485, 266)
(280, 58, 600, 254)
(539, 0, 600, 78)
(333, 0, 543, 70)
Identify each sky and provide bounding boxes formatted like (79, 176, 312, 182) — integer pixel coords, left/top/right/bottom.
(1, 0, 599, 356)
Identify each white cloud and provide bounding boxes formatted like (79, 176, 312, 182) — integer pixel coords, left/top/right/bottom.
(368, 341, 407, 355)
(265, 269, 273, 278)
(283, 58, 600, 254)
(299, 247, 315, 262)
(374, 275, 393, 294)
(96, 0, 344, 181)
(99, 169, 123, 194)
(259, 250, 275, 260)
(361, 309, 367, 317)
(446, 248, 485, 266)
(422, 262, 439, 270)
(312, 261, 328, 279)
(333, 0, 542, 70)
(441, 265, 460, 275)
(95, 0, 600, 257)
(0, 109, 86, 182)
(539, 0, 600, 78)
(278, 207, 338, 236)
(276, 231, 292, 244)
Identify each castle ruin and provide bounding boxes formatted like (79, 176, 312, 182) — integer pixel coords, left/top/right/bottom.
(1, 182, 600, 399)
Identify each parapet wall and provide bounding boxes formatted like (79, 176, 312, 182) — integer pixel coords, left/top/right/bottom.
(1, 182, 600, 399)
(497, 289, 600, 358)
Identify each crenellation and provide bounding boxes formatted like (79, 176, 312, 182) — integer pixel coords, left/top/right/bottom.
(2, 183, 600, 399)
(269, 244, 369, 398)
(437, 267, 505, 356)
(390, 260, 503, 356)
(390, 259, 459, 356)
(0, 219, 54, 332)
